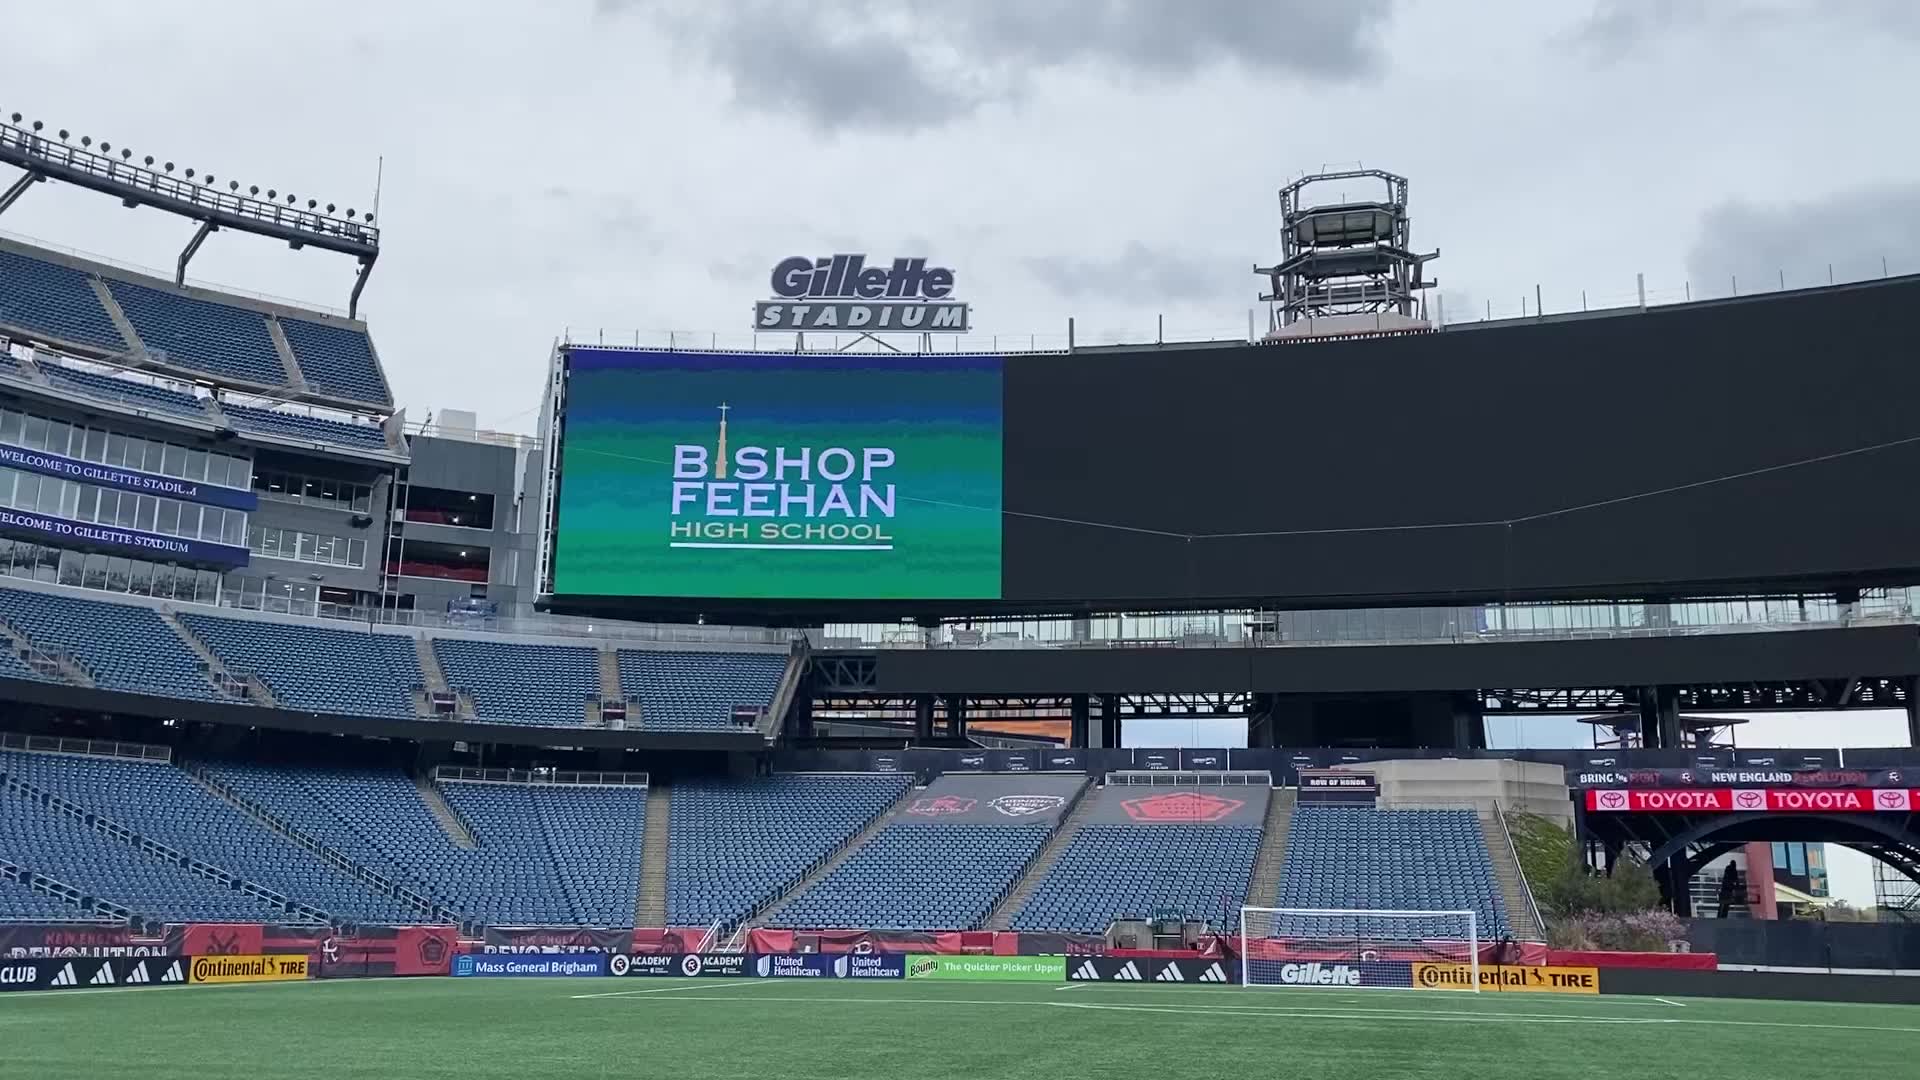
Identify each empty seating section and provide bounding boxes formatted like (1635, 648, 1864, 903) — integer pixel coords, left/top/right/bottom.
(198, 762, 439, 899)
(0, 587, 221, 699)
(0, 647, 51, 682)
(438, 782, 646, 926)
(179, 614, 419, 717)
(103, 279, 286, 387)
(0, 785, 289, 923)
(768, 823, 1051, 930)
(41, 364, 209, 418)
(668, 774, 912, 927)
(618, 650, 786, 730)
(0, 751, 414, 922)
(1011, 824, 1261, 932)
(0, 249, 127, 352)
(432, 639, 600, 727)
(222, 403, 389, 450)
(1274, 807, 1509, 940)
(279, 317, 391, 406)
(0, 870, 88, 921)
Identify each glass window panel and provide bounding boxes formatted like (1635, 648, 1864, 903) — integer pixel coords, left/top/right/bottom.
(196, 570, 219, 604)
(126, 560, 152, 596)
(0, 538, 15, 575)
(149, 564, 174, 599)
(14, 473, 38, 511)
(178, 505, 201, 539)
(161, 444, 186, 478)
(319, 479, 339, 503)
(123, 438, 146, 473)
(202, 454, 228, 488)
(1789, 844, 1807, 875)
(185, 449, 208, 483)
(96, 489, 119, 524)
(236, 456, 252, 487)
(223, 511, 243, 546)
(82, 428, 106, 463)
(352, 487, 370, 513)
(21, 415, 48, 451)
(46, 421, 71, 458)
(260, 527, 278, 556)
(0, 409, 20, 444)
(135, 496, 158, 533)
(31, 547, 55, 583)
(156, 500, 180, 536)
(56, 549, 84, 587)
(104, 557, 131, 592)
(82, 553, 109, 589)
(297, 532, 316, 560)
(310, 535, 333, 563)
(0, 469, 13, 508)
(115, 492, 138, 527)
(143, 440, 165, 475)
(76, 485, 99, 522)
(104, 431, 126, 466)
(300, 477, 319, 501)
(348, 537, 367, 568)
(60, 483, 78, 519)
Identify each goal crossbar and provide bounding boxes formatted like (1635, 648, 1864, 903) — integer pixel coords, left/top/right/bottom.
(1237, 906, 1481, 990)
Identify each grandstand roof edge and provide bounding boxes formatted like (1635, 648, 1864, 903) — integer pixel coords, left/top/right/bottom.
(0, 233, 364, 326)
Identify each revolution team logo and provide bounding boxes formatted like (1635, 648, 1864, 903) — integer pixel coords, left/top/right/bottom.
(989, 795, 1064, 817)
(907, 796, 975, 816)
(1120, 792, 1244, 823)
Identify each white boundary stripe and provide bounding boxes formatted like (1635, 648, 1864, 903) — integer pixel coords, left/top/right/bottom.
(1052, 982, 1089, 992)
(572, 981, 783, 1000)
(1655, 997, 1688, 1008)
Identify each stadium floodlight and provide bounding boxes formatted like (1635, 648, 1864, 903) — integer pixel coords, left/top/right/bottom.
(1238, 906, 1479, 991)
(1255, 168, 1439, 339)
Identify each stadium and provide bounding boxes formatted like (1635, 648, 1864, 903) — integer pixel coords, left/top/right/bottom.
(5, 52, 1920, 1078)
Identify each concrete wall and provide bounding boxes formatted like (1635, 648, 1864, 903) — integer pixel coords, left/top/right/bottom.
(1363, 758, 1573, 824)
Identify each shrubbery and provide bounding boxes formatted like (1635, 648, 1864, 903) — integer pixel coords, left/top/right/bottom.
(1506, 811, 1683, 952)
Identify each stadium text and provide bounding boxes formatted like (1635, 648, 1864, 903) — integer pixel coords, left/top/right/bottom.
(756, 254, 970, 333)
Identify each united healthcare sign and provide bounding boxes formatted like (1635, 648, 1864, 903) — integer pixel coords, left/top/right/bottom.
(754, 254, 970, 333)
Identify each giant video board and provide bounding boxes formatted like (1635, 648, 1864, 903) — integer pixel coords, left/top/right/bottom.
(552, 348, 1002, 600)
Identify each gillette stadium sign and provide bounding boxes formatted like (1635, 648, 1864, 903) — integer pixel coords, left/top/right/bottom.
(754, 254, 971, 333)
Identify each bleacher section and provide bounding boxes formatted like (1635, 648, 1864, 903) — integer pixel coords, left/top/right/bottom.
(0, 587, 223, 700)
(0, 248, 127, 353)
(618, 649, 786, 730)
(0, 869, 90, 921)
(0, 647, 52, 683)
(102, 279, 286, 388)
(279, 317, 391, 406)
(432, 640, 599, 727)
(179, 615, 419, 717)
(438, 781, 646, 926)
(40, 364, 210, 419)
(1009, 783, 1267, 932)
(1273, 806, 1510, 940)
(668, 774, 912, 927)
(221, 403, 389, 450)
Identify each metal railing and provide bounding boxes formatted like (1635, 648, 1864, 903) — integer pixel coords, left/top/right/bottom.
(0, 732, 170, 762)
(433, 766, 650, 788)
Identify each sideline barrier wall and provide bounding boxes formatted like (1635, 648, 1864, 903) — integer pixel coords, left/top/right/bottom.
(188, 954, 310, 984)
(1413, 963, 1599, 993)
(0, 923, 169, 958)
(905, 955, 1065, 981)
(1599, 967, 1920, 1004)
(0, 955, 189, 991)
(1066, 957, 1236, 983)
(451, 953, 606, 978)
(166, 922, 457, 977)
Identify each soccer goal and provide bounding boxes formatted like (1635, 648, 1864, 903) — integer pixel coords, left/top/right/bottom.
(1237, 906, 1480, 990)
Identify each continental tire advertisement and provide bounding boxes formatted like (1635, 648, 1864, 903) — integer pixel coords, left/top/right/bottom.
(189, 954, 310, 985)
(904, 955, 1065, 981)
(1413, 963, 1599, 994)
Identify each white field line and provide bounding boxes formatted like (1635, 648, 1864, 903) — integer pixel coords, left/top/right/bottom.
(571, 980, 782, 1000)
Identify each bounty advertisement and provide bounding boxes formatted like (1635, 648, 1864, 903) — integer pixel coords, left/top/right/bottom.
(554, 348, 1002, 600)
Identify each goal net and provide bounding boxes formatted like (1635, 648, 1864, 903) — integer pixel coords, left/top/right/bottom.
(1238, 907, 1479, 990)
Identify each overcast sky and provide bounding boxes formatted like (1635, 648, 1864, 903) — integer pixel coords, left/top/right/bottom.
(2, 0, 1915, 433)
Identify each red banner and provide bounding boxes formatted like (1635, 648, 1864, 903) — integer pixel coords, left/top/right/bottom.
(1586, 788, 1919, 813)
(1546, 948, 1717, 970)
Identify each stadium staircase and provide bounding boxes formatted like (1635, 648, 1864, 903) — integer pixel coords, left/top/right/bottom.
(411, 638, 466, 720)
(162, 612, 279, 707)
(415, 774, 478, 849)
(634, 782, 672, 926)
(0, 618, 87, 685)
(985, 780, 1101, 930)
(1241, 786, 1296, 912)
(1480, 809, 1546, 941)
(598, 648, 623, 700)
(181, 761, 448, 922)
(0, 764, 327, 925)
(261, 316, 311, 393)
(86, 276, 144, 353)
(750, 780, 923, 928)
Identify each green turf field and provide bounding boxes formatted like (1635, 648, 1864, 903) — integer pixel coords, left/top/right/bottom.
(6, 977, 1919, 1079)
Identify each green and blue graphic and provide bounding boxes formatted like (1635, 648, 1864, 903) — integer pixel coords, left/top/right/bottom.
(554, 349, 1003, 600)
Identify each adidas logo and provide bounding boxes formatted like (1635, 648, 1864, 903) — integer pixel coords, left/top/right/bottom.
(50, 963, 77, 988)
(1198, 963, 1228, 983)
(1154, 964, 1185, 982)
(89, 965, 115, 986)
(159, 962, 184, 984)
(1113, 962, 1143, 981)
(1071, 960, 1099, 981)
(125, 964, 150, 985)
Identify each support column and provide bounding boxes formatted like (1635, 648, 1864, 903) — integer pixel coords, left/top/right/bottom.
(1638, 686, 1679, 749)
(915, 695, 935, 743)
(944, 694, 967, 741)
(1094, 694, 1120, 749)
(1069, 694, 1090, 748)
(1906, 677, 1919, 747)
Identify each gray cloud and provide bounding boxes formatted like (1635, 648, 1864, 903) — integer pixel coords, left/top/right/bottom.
(1686, 183, 1920, 291)
(602, 0, 1395, 131)
(1565, 0, 1917, 61)
(1025, 243, 1246, 305)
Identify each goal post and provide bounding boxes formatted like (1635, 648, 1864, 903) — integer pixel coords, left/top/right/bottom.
(1237, 906, 1480, 990)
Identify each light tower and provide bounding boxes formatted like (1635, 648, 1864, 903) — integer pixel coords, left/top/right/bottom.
(1255, 168, 1438, 340)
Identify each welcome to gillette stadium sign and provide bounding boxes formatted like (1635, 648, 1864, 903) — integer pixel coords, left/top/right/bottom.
(754, 254, 970, 333)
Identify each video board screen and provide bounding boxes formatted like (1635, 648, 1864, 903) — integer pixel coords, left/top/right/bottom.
(552, 349, 1002, 600)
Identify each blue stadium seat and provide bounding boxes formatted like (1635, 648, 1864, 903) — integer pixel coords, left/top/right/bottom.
(0, 248, 128, 353)
(618, 649, 786, 730)
(103, 279, 286, 387)
(0, 870, 96, 921)
(222, 404, 389, 450)
(0, 586, 224, 700)
(1010, 823, 1261, 933)
(178, 614, 419, 717)
(279, 317, 392, 406)
(1271, 806, 1510, 940)
(667, 774, 911, 927)
(40, 364, 210, 419)
(766, 822, 1051, 931)
(432, 639, 599, 727)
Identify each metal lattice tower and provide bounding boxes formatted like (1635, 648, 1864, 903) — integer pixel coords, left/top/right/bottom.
(1255, 168, 1438, 334)
(1874, 859, 1920, 917)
